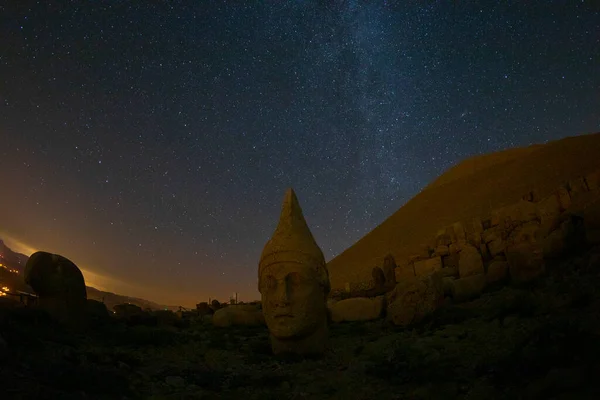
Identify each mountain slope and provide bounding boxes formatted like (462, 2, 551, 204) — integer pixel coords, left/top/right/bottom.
(0, 239, 171, 310)
(327, 131, 600, 291)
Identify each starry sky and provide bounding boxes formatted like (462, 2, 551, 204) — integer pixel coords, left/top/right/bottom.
(0, 2, 598, 307)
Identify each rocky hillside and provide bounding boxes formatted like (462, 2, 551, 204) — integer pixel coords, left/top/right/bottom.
(0, 240, 29, 270)
(327, 132, 600, 292)
(86, 287, 173, 312)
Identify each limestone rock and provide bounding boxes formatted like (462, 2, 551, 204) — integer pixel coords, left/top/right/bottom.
(386, 272, 444, 327)
(585, 170, 600, 191)
(582, 198, 600, 231)
(458, 245, 484, 278)
(445, 226, 458, 243)
(436, 230, 452, 247)
(442, 253, 459, 269)
(482, 228, 501, 244)
(413, 256, 442, 277)
(329, 296, 385, 322)
(450, 274, 486, 303)
(491, 201, 537, 227)
(439, 266, 459, 278)
(569, 177, 589, 195)
(506, 243, 544, 283)
(542, 215, 584, 259)
(258, 188, 330, 356)
(452, 222, 466, 242)
(372, 266, 386, 290)
(509, 221, 541, 245)
(486, 260, 509, 285)
(487, 239, 505, 258)
(24, 251, 87, 325)
(449, 242, 463, 254)
(395, 264, 415, 282)
(466, 231, 482, 248)
(556, 186, 572, 211)
(442, 277, 455, 296)
(479, 243, 491, 261)
(212, 305, 265, 328)
(434, 245, 449, 256)
(382, 254, 397, 286)
(537, 193, 562, 222)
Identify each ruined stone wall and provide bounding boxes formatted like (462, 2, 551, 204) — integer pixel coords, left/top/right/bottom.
(330, 169, 600, 298)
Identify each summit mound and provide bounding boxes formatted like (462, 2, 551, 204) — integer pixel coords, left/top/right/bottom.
(327, 132, 600, 292)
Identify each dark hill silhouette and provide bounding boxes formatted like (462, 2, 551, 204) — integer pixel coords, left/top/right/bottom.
(327, 131, 600, 291)
(0, 238, 172, 311)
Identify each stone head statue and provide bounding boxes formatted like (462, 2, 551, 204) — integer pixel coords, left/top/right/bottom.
(24, 251, 87, 324)
(258, 188, 330, 355)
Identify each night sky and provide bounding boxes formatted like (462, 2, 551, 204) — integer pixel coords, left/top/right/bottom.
(1, 2, 598, 307)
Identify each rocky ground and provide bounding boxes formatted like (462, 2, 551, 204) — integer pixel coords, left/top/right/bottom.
(1, 247, 600, 400)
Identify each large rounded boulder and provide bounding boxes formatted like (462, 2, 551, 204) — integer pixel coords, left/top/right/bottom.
(24, 251, 87, 325)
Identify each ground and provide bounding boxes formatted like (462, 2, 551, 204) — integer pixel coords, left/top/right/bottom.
(1, 247, 600, 399)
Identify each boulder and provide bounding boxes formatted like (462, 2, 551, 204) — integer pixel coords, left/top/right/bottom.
(212, 305, 265, 328)
(449, 242, 463, 254)
(442, 253, 460, 269)
(506, 243, 544, 284)
(582, 198, 600, 231)
(434, 245, 449, 257)
(445, 226, 458, 243)
(86, 299, 111, 325)
(487, 239, 505, 258)
(482, 228, 502, 244)
(24, 251, 87, 326)
(556, 187, 572, 211)
(439, 266, 459, 278)
(468, 233, 482, 249)
(395, 264, 415, 282)
(479, 243, 491, 261)
(537, 193, 562, 223)
(382, 254, 397, 286)
(386, 272, 444, 327)
(329, 296, 385, 322)
(486, 260, 509, 285)
(436, 230, 452, 247)
(442, 277, 455, 296)
(372, 266, 386, 290)
(585, 170, 600, 191)
(452, 222, 466, 242)
(450, 274, 487, 303)
(491, 200, 537, 228)
(542, 214, 585, 259)
(458, 245, 484, 278)
(569, 177, 589, 195)
(413, 256, 442, 277)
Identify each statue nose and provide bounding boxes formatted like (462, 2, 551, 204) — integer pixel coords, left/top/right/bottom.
(273, 281, 291, 305)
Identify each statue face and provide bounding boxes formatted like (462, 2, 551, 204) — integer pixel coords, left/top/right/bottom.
(260, 262, 326, 339)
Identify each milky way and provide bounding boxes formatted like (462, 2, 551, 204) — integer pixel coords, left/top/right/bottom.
(1, 2, 598, 306)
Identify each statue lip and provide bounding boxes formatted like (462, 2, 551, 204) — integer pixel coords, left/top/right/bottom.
(273, 312, 294, 318)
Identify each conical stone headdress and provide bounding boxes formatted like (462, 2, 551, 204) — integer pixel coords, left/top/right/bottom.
(258, 188, 330, 293)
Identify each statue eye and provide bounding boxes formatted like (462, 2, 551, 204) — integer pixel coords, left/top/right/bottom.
(263, 275, 276, 291)
(286, 272, 303, 286)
